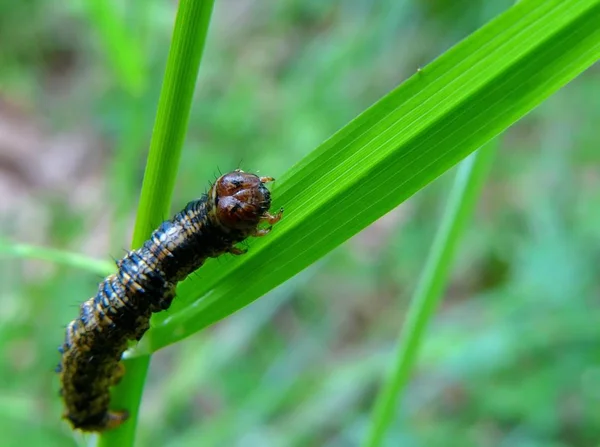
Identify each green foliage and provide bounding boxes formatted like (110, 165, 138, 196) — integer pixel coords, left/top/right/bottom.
(1, 0, 599, 446)
(364, 144, 497, 446)
(82, 0, 146, 95)
(143, 0, 600, 353)
(100, 1, 216, 446)
(1, 242, 113, 277)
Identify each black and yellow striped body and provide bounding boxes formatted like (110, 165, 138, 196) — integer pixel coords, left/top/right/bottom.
(58, 170, 282, 432)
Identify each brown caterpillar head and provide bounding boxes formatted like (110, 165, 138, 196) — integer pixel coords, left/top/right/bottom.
(212, 170, 272, 230)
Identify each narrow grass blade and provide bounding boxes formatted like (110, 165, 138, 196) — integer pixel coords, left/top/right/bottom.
(141, 0, 600, 353)
(130, 2, 215, 248)
(363, 143, 497, 447)
(83, 0, 146, 95)
(0, 242, 113, 276)
(97, 1, 216, 446)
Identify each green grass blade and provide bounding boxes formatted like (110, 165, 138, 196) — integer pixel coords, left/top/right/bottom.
(97, 1, 215, 446)
(83, 0, 146, 95)
(130, 1, 215, 249)
(139, 0, 600, 354)
(0, 242, 114, 276)
(363, 143, 497, 447)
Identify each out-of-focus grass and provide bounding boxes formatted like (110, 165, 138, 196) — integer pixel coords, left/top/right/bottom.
(82, 0, 146, 95)
(365, 143, 498, 447)
(1, 0, 600, 446)
(0, 242, 114, 277)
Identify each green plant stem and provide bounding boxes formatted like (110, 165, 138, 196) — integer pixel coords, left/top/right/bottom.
(131, 0, 215, 247)
(97, 1, 215, 446)
(363, 142, 498, 447)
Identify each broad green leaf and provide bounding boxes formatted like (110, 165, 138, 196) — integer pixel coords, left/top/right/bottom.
(140, 0, 600, 353)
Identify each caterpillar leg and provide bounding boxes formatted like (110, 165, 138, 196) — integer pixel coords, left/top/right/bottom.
(259, 176, 274, 183)
(228, 246, 248, 255)
(102, 410, 130, 431)
(111, 362, 126, 386)
(253, 208, 284, 237)
(65, 409, 129, 432)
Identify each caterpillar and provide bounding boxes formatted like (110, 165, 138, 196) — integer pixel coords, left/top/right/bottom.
(57, 169, 283, 432)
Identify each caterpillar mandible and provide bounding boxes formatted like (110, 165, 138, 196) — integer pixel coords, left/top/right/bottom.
(57, 170, 283, 432)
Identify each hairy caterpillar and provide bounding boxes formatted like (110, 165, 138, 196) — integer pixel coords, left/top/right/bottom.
(57, 170, 283, 432)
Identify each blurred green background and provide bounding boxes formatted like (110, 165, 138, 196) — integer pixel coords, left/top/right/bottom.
(1, 0, 599, 446)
